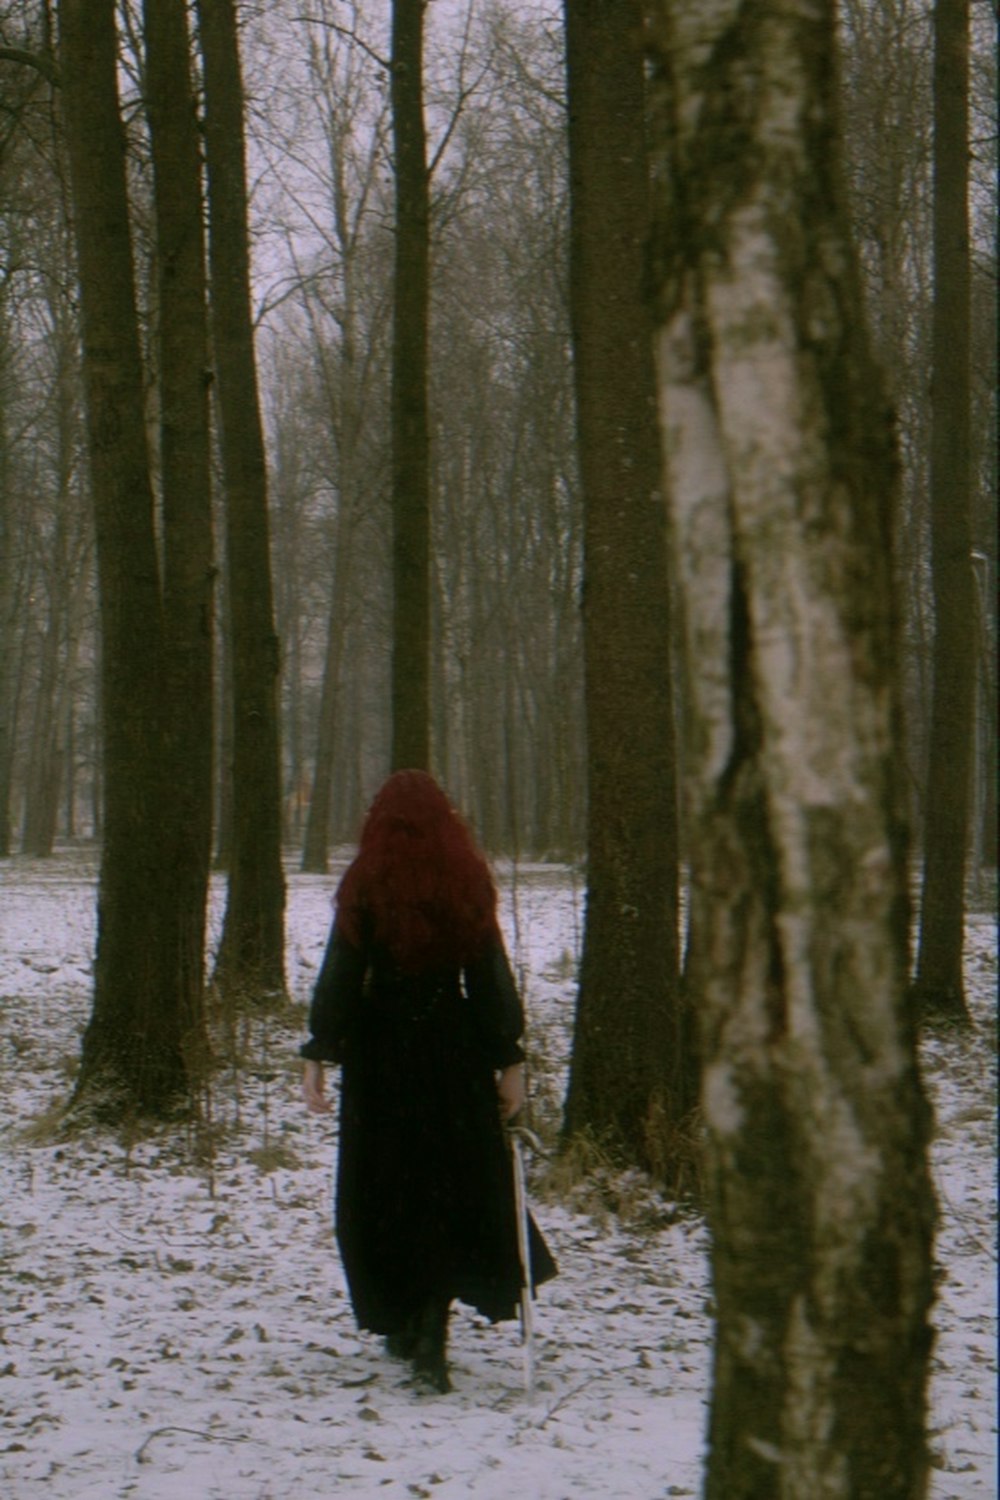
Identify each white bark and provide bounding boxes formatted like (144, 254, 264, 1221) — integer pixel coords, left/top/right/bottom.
(650, 2, 935, 1494)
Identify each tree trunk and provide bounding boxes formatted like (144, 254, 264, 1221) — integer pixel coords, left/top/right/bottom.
(143, 0, 215, 1051)
(20, 606, 62, 856)
(389, 0, 431, 771)
(648, 3, 936, 1493)
(197, 0, 286, 1000)
(0, 298, 16, 858)
(301, 232, 364, 873)
(561, 0, 688, 1181)
(214, 565, 233, 868)
(300, 541, 352, 873)
(63, 694, 76, 838)
(2, 622, 32, 856)
(913, 0, 973, 1023)
(59, 0, 193, 1117)
(21, 280, 76, 858)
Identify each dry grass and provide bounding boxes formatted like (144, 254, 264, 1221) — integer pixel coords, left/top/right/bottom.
(534, 1127, 691, 1233)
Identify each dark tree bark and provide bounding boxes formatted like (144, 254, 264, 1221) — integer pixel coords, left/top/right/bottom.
(197, 0, 286, 999)
(59, 0, 196, 1116)
(214, 569, 233, 868)
(0, 39, 65, 856)
(143, 0, 215, 1048)
(561, 0, 688, 1181)
(20, 613, 62, 856)
(912, 0, 974, 1025)
(648, 2, 936, 1493)
(301, 217, 366, 873)
(21, 280, 76, 859)
(389, 0, 431, 772)
(300, 532, 353, 873)
(0, 304, 12, 858)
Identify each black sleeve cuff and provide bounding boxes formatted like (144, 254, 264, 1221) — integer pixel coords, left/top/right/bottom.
(299, 1038, 342, 1063)
(493, 1040, 525, 1069)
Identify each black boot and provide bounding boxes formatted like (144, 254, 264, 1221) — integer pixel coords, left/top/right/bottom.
(410, 1296, 451, 1393)
(385, 1328, 414, 1360)
(385, 1306, 419, 1360)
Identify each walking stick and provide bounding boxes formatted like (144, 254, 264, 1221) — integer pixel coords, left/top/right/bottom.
(508, 1126, 538, 1395)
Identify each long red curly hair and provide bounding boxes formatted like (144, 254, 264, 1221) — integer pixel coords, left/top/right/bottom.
(336, 770, 499, 972)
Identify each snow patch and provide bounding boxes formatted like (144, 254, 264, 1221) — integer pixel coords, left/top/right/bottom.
(0, 854, 994, 1497)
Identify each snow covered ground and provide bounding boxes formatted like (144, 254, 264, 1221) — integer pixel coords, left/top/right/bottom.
(1, 851, 995, 1499)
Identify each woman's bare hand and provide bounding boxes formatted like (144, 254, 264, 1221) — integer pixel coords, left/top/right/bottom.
(497, 1064, 525, 1122)
(302, 1059, 333, 1115)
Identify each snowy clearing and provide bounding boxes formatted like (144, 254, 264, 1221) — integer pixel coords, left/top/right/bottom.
(1, 852, 996, 1499)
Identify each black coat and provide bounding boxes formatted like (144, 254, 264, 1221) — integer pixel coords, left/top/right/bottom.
(301, 919, 557, 1333)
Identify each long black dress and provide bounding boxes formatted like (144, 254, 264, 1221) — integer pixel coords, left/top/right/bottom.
(301, 917, 557, 1335)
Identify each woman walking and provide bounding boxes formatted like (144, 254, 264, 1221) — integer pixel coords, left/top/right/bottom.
(301, 770, 556, 1393)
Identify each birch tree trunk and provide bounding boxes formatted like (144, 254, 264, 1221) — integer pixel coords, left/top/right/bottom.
(647, 2, 936, 1493)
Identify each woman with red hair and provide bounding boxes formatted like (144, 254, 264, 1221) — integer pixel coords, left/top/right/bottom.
(301, 770, 556, 1393)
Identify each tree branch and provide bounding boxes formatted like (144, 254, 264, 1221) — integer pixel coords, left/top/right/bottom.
(290, 15, 390, 74)
(428, 55, 493, 181)
(0, 46, 60, 88)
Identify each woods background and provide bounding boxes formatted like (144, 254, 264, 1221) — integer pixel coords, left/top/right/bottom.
(0, 0, 994, 872)
(0, 2, 996, 1491)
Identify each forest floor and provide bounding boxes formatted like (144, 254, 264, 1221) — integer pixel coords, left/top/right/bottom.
(0, 852, 996, 1499)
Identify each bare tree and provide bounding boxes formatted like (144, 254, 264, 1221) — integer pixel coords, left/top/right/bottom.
(242, 2, 585, 859)
(58, 0, 208, 1116)
(913, 0, 975, 1023)
(0, 275, 15, 855)
(561, 0, 687, 1179)
(428, 9, 583, 857)
(0, 6, 88, 857)
(143, 0, 215, 1051)
(18, 255, 89, 858)
(648, 0, 936, 1491)
(390, 0, 431, 771)
(291, 15, 392, 870)
(838, 0, 936, 819)
(197, 0, 286, 1000)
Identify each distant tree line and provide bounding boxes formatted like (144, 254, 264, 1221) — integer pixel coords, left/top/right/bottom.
(1, 2, 993, 882)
